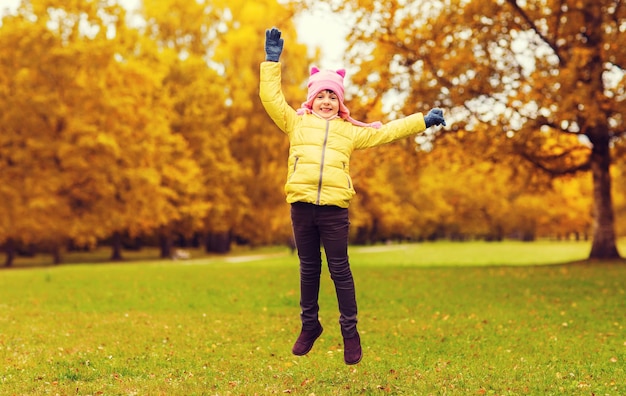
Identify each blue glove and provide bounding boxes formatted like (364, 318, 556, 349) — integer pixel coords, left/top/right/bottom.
(265, 27, 283, 62)
(424, 108, 446, 128)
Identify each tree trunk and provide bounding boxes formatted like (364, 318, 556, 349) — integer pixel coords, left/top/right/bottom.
(159, 232, 172, 259)
(354, 226, 369, 245)
(588, 129, 621, 259)
(52, 244, 62, 265)
(205, 231, 231, 253)
(3, 238, 15, 267)
(110, 232, 124, 261)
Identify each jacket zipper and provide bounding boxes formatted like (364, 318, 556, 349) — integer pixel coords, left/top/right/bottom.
(291, 157, 299, 180)
(316, 120, 330, 204)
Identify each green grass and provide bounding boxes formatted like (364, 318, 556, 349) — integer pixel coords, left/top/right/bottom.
(0, 241, 625, 395)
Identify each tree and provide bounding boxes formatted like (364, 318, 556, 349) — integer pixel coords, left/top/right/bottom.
(161, 55, 242, 254)
(0, 0, 205, 264)
(139, 0, 311, 252)
(612, 152, 626, 237)
(210, 0, 313, 247)
(310, 0, 624, 259)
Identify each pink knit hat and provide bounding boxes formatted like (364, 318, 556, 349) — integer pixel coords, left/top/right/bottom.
(297, 66, 382, 129)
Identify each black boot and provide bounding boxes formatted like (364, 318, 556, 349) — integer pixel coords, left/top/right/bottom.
(292, 324, 323, 356)
(343, 332, 362, 365)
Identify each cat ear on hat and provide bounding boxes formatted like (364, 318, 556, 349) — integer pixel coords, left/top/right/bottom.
(310, 66, 320, 75)
(336, 69, 346, 78)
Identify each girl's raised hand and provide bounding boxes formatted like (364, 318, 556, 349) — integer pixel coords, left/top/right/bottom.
(265, 27, 284, 62)
(424, 108, 446, 127)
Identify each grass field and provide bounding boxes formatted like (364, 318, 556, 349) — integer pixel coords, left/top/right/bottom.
(1, 241, 625, 395)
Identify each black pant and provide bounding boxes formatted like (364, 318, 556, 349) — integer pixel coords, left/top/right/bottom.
(290, 202, 358, 338)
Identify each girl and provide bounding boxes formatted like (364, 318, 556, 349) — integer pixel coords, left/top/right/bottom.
(260, 27, 445, 365)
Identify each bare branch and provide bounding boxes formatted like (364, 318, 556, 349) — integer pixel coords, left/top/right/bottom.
(515, 145, 591, 175)
(505, 0, 565, 66)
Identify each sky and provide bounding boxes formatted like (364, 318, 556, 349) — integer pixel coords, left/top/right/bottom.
(0, 0, 348, 69)
(292, 3, 349, 69)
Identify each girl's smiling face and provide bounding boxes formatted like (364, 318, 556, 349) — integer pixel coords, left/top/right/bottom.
(312, 90, 339, 119)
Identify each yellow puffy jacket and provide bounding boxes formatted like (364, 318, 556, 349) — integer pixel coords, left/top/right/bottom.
(259, 61, 427, 208)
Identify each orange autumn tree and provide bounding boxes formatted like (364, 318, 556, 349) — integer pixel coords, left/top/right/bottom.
(140, 0, 246, 254)
(0, 0, 204, 264)
(140, 0, 312, 250)
(418, 127, 593, 241)
(211, 0, 312, 246)
(304, 0, 624, 259)
(612, 145, 626, 237)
